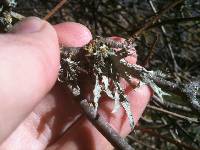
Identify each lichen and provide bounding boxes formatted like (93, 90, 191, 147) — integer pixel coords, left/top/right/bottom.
(59, 37, 169, 129)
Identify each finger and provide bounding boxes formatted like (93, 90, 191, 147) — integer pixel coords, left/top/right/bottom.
(0, 17, 60, 143)
(47, 37, 152, 150)
(0, 22, 93, 149)
(47, 86, 151, 150)
(54, 22, 92, 47)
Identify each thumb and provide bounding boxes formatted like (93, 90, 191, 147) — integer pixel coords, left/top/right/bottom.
(0, 17, 60, 143)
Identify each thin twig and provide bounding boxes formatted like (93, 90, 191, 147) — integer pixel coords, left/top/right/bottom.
(146, 105, 199, 123)
(149, 16, 200, 28)
(80, 99, 134, 150)
(132, 0, 183, 38)
(142, 34, 158, 67)
(127, 136, 159, 150)
(175, 122, 200, 147)
(151, 77, 200, 113)
(152, 95, 192, 112)
(43, 0, 68, 20)
(148, 0, 180, 73)
(136, 128, 198, 150)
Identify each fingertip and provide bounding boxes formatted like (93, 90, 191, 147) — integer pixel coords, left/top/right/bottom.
(9, 17, 60, 85)
(54, 22, 92, 47)
(10, 17, 45, 34)
(0, 17, 60, 142)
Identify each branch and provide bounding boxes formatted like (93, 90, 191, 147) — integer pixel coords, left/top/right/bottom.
(146, 105, 199, 123)
(127, 136, 159, 150)
(142, 35, 158, 67)
(149, 16, 200, 28)
(79, 99, 133, 150)
(131, 0, 183, 39)
(43, 0, 68, 20)
(117, 59, 200, 113)
(148, 0, 180, 73)
(152, 77, 200, 113)
(136, 128, 198, 150)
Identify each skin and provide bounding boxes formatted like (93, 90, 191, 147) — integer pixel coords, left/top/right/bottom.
(0, 17, 152, 150)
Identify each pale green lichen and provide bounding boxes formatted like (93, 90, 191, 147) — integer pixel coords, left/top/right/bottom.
(112, 89, 120, 113)
(93, 75, 102, 113)
(59, 37, 169, 129)
(115, 81, 135, 128)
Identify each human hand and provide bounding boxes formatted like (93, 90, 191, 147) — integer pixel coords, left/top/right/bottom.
(0, 17, 152, 150)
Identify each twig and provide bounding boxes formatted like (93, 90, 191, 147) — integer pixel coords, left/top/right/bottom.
(149, 16, 200, 28)
(132, 0, 183, 39)
(148, 0, 180, 73)
(176, 122, 200, 147)
(146, 105, 199, 123)
(136, 128, 198, 150)
(142, 35, 158, 67)
(151, 77, 200, 113)
(43, 0, 68, 20)
(152, 95, 192, 112)
(117, 58, 200, 113)
(127, 136, 159, 150)
(80, 99, 134, 150)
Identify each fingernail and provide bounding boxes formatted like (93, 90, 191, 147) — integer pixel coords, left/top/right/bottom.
(11, 17, 45, 33)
